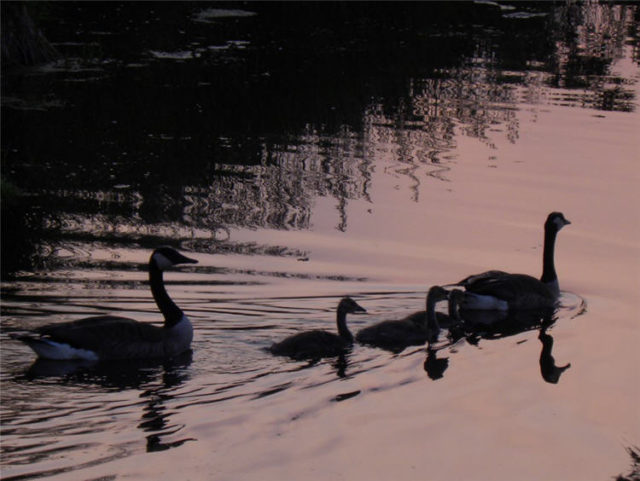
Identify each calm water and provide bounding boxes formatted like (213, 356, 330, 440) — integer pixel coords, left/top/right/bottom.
(2, 3, 639, 480)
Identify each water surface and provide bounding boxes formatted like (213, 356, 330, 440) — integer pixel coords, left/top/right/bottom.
(1, 3, 639, 480)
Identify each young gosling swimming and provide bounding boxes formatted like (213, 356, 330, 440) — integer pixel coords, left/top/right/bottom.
(356, 286, 450, 351)
(269, 297, 366, 360)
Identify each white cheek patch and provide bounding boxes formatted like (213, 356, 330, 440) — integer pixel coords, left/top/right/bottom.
(153, 252, 173, 271)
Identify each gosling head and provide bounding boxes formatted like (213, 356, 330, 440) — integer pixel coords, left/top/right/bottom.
(151, 247, 198, 271)
(545, 212, 571, 232)
(427, 285, 450, 303)
(337, 297, 367, 315)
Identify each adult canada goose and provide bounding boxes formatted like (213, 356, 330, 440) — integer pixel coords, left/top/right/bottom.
(269, 297, 366, 360)
(448, 212, 570, 310)
(11, 247, 198, 361)
(356, 286, 450, 350)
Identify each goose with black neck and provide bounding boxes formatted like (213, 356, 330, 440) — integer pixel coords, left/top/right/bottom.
(446, 212, 570, 310)
(11, 247, 198, 361)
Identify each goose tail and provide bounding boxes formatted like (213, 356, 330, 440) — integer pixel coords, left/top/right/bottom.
(10, 333, 99, 361)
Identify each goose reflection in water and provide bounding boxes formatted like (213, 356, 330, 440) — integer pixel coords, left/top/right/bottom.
(22, 351, 195, 453)
(538, 320, 571, 384)
(423, 347, 449, 380)
(332, 353, 350, 379)
(425, 300, 571, 384)
(283, 352, 352, 379)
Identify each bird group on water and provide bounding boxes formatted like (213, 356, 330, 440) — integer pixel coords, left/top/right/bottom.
(11, 212, 571, 363)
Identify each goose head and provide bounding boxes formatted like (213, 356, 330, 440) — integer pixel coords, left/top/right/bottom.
(545, 212, 571, 233)
(337, 297, 367, 315)
(151, 247, 198, 271)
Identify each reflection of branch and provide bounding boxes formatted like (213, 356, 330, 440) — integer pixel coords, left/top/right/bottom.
(425, 163, 452, 183)
(396, 164, 421, 202)
(336, 194, 347, 232)
(614, 446, 640, 481)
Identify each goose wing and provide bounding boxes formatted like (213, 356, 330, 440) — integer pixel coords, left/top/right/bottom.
(455, 270, 510, 288)
(37, 316, 165, 352)
(465, 274, 553, 302)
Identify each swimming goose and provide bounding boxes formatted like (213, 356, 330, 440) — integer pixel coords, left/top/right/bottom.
(356, 286, 450, 350)
(11, 247, 198, 361)
(269, 297, 366, 360)
(448, 212, 570, 310)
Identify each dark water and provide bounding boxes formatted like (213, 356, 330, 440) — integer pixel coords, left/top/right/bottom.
(2, 3, 639, 480)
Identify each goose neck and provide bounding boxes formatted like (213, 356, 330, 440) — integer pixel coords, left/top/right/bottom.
(540, 226, 558, 287)
(149, 262, 184, 328)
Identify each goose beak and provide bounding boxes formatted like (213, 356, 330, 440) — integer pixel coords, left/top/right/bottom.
(177, 253, 198, 265)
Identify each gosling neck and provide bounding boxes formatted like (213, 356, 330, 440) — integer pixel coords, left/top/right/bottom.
(149, 261, 184, 328)
(540, 225, 559, 295)
(425, 292, 441, 334)
(447, 294, 462, 323)
(336, 307, 354, 343)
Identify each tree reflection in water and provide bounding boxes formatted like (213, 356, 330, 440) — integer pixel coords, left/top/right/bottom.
(2, 2, 637, 277)
(614, 446, 640, 481)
